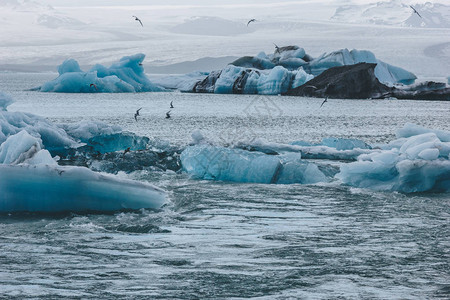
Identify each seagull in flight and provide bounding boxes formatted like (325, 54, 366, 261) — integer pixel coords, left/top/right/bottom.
(320, 97, 328, 108)
(166, 110, 171, 119)
(409, 5, 422, 18)
(133, 16, 143, 27)
(134, 107, 142, 121)
(273, 43, 280, 53)
(170, 101, 174, 108)
(247, 19, 256, 26)
(89, 83, 98, 91)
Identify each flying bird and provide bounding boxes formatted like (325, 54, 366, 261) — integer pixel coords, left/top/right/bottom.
(134, 107, 142, 121)
(166, 110, 171, 119)
(133, 16, 143, 27)
(247, 19, 256, 26)
(89, 83, 98, 91)
(170, 101, 174, 108)
(320, 97, 328, 108)
(273, 43, 280, 53)
(409, 5, 422, 18)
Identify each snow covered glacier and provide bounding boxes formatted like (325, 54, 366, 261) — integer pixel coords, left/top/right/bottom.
(39, 54, 165, 93)
(0, 93, 167, 213)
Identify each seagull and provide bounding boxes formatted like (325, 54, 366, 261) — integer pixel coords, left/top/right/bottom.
(409, 5, 422, 18)
(170, 101, 174, 108)
(247, 19, 256, 26)
(320, 97, 328, 108)
(133, 16, 143, 27)
(273, 43, 280, 53)
(89, 83, 98, 91)
(134, 107, 142, 121)
(166, 110, 171, 119)
(305, 85, 318, 90)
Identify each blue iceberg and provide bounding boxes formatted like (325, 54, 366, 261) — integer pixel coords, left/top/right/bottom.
(180, 145, 327, 184)
(336, 124, 450, 193)
(40, 54, 165, 93)
(0, 164, 166, 213)
(304, 48, 417, 85)
(0, 92, 14, 111)
(0, 97, 168, 213)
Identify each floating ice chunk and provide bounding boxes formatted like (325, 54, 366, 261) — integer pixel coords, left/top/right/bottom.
(321, 137, 371, 150)
(0, 92, 14, 111)
(305, 48, 416, 85)
(239, 138, 373, 161)
(26, 149, 57, 166)
(291, 68, 314, 89)
(0, 110, 78, 152)
(418, 148, 440, 161)
(57, 58, 82, 74)
(0, 164, 167, 213)
(337, 125, 450, 193)
(257, 66, 291, 95)
(397, 123, 450, 142)
(191, 130, 206, 145)
(0, 131, 42, 164)
(214, 65, 245, 94)
(243, 70, 260, 94)
(40, 54, 165, 93)
(180, 145, 327, 184)
(61, 120, 122, 141)
(87, 132, 150, 154)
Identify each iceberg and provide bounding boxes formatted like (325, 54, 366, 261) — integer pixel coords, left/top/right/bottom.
(238, 137, 374, 161)
(40, 54, 165, 93)
(0, 92, 14, 111)
(336, 124, 450, 193)
(0, 130, 55, 165)
(0, 110, 78, 152)
(304, 48, 417, 85)
(0, 95, 168, 213)
(180, 144, 327, 184)
(0, 164, 166, 213)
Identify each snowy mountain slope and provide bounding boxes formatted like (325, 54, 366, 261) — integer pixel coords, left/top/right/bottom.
(331, 1, 450, 28)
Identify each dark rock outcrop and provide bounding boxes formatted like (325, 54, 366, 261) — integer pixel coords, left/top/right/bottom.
(286, 63, 392, 99)
(193, 70, 221, 93)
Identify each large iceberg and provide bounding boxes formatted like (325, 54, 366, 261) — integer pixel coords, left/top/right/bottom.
(180, 144, 327, 184)
(182, 45, 419, 97)
(336, 125, 450, 193)
(0, 164, 166, 213)
(0, 98, 168, 213)
(303, 48, 417, 85)
(230, 46, 416, 85)
(39, 54, 165, 93)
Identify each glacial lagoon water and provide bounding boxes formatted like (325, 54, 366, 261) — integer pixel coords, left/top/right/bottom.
(1, 73, 449, 299)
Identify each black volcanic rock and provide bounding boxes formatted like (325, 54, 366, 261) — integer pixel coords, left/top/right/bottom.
(286, 63, 392, 99)
(193, 70, 221, 93)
